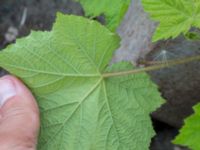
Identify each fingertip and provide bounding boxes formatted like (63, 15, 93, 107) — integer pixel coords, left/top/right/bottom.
(1, 75, 28, 93)
(0, 75, 17, 107)
(0, 75, 39, 114)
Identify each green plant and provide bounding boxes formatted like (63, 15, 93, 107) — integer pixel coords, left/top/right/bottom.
(75, 0, 131, 31)
(173, 103, 200, 150)
(0, 0, 200, 150)
(142, 0, 200, 42)
(0, 13, 165, 150)
(142, 0, 200, 149)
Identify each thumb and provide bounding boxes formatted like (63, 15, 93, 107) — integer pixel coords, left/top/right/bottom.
(0, 75, 40, 150)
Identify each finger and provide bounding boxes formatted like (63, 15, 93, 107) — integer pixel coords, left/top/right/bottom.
(0, 75, 40, 149)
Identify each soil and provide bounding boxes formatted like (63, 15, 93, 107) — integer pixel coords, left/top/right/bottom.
(148, 38, 200, 129)
(0, 0, 192, 149)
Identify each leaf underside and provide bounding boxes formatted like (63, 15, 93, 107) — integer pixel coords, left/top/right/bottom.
(0, 13, 164, 150)
(75, 0, 131, 31)
(173, 103, 200, 150)
(142, 0, 200, 41)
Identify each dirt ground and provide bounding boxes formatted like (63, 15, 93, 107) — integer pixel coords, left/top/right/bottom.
(0, 0, 192, 149)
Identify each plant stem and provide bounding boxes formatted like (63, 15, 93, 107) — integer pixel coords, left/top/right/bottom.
(102, 55, 200, 78)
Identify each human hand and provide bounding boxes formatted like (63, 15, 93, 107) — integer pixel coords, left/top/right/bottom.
(0, 75, 40, 150)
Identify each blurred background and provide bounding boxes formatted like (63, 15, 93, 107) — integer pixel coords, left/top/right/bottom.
(1, 0, 200, 149)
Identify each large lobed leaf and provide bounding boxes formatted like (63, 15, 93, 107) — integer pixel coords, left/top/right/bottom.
(0, 13, 164, 150)
(173, 103, 200, 150)
(142, 0, 200, 41)
(75, 0, 131, 31)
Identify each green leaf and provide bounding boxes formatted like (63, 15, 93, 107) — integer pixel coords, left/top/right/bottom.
(75, 0, 131, 31)
(142, 0, 200, 41)
(0, 13, 164, 150)
(173, 103, 200, 150)
(185, 31, 200, 41)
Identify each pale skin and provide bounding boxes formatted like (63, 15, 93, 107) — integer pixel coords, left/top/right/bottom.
(0, 75, 40, 150)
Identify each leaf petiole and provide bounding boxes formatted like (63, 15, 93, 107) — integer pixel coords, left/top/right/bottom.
(103, 55, 200, 78)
